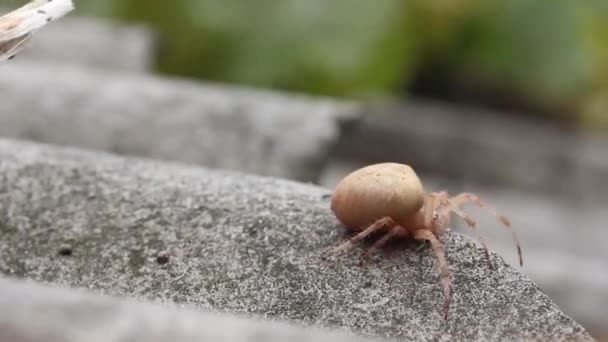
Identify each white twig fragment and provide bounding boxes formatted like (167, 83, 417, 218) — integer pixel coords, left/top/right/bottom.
(0, 0, 74, 61)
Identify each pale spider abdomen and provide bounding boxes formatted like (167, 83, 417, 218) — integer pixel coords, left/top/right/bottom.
(331, 163, 425, 230)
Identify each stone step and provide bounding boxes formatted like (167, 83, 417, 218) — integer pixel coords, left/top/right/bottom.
(0, 60, 359, 182)
(0, 138, 593, 341)
(0, 276, 389, 342)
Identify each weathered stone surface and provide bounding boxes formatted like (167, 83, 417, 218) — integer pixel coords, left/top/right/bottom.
(0, 276, 388, 342)
(0, 138, 594, 341)
(2, 14, 155, 72)
(0, 60, 359, 182)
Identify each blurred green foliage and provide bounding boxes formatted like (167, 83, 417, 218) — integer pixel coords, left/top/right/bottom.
(107, 0, 416, 99)
(73, 0, 608, 128)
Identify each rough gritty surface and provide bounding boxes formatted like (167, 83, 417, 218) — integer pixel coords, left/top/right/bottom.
(0, 276, 390, 342)
(0, 139, 594, 341)
(0, 60, 359, 182)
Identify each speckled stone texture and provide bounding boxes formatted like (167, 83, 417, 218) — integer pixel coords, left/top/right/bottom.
(0, 139, 594, 341)
(0, 60, 359, 182)
(0, 276, 389, 342)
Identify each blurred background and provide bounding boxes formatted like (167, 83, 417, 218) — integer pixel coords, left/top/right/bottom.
(2, 0, 608, 339)
(78, 0, 608, 129)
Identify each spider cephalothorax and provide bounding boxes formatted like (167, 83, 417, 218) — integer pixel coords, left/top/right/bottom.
(328, 163, 523, 319)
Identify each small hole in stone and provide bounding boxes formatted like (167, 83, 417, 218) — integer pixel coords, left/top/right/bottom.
(58, 246, 73, 256)
(156, 253, 170, 265)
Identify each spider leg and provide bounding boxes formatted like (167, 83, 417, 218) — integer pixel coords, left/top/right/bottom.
(414, 229, 452, 320)
(429, 191, 451, 234)
(446, 201, 493, 270)
(327, 217, 396, 257)
(451, 193, 523, 267)
(423, 193, 438, 228)
(358, 225, 408, 266)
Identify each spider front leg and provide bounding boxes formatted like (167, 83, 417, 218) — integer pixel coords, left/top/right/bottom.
(424, 192, 493, 269)
(425, 191, 451, 234)
(445, 201, 493, 270)
(423, 193, 439, 228)
(414, 229, 452, 320)
(327, 217, 396, 257)
(451, 193, 523, 266)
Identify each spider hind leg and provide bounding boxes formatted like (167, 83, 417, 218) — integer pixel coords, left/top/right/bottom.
(358, 225, 408, 266)
(327, 216, 396, 257)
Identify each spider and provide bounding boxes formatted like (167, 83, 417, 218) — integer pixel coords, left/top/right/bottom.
(327, 162, 522, 319)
